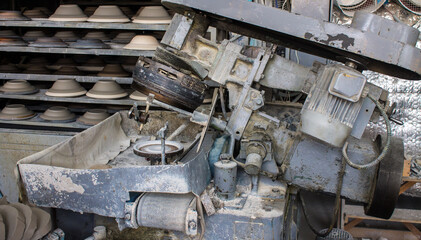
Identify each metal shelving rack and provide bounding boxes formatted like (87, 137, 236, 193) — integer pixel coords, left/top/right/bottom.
(0, 3, 168, 131)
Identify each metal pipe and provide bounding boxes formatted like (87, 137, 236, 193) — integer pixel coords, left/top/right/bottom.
(152, 99, 193, 117)
(161, 138, 166, 165)
(167, 123, 188, 141)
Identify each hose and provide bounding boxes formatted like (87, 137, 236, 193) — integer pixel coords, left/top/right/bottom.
(342, 94, 392, 170)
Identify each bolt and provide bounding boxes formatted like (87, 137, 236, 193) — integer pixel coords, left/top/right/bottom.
(125, 213, 131, 220)
(251, 92, 258, 98)
(188, 221, 197, 229)
(260, 74, 265, 80)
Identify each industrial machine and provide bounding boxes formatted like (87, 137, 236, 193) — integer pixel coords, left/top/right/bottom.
(17, 0, 421, 239)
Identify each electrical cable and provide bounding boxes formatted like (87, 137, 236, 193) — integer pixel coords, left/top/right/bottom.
(299, 156, 347, 238)
(342, 94, 392, 170)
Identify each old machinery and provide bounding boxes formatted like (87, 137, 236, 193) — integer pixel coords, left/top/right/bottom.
(129, 0, 413, 238)
(17, 0, 418, 239)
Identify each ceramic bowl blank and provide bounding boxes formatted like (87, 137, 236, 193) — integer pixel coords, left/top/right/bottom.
(23, 9, 49, 20)
(0, 37, 27, 46)
(49, 5, 88, 22)
(29, 37, 68, 48)
(0, 80, 38, 94)
(40, 106, 75, 122)
(54, 31, 79, 42)
(77, 109, 110, 125)
(82, 32, 110, 41)
(17, 57, 49, 69)
(54, 66, 81, 75)
(0, 104, 35, 121)
(33, 7, 52, 15)
(87, 5, 129, 23)
(97, 64, 130, 77)
(76, 57, 105, 72)
(69, 39, 109, 49)
(0, 11, 29, 21)
(46, 79, 86, 97)
(129, 91, 147, 101)
(86, 80, 128, 99)
(123, 35, 159, 50)
(0, 30, 19, 39)
(23, 65, 50, 74)
(112, 32, 136, 44)
(0, 64, 20, 73)
(22, 31, 47, 42)
(132, 6, 171, 24)
(46, 58, 77, 71)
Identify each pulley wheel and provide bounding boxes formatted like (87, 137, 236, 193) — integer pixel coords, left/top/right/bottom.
(132, 57, 207, 111)
(364, 136, 404, 219)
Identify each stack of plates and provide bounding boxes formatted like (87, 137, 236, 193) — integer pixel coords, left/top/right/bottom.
(87, 5, 129, 23)
(29, 37, 68, 48)
(40, 106, 76, 122)
(49, 5, 87, 22)
(86, 80, 127, 99)
(97, 64, 130, 77)
(0, 80, 38, 94)
(46, 79, 86, 97)
(0, 104, 36, 121)
(77, 109, 110, 125)
(132, 6, 171, 24)
(124, 35, 159, 50)
(0, 11, 28, 21)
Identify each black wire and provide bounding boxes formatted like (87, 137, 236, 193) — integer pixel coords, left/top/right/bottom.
(299, 157, 347, 238)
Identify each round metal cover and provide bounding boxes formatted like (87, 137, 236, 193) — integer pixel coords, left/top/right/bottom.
(133, 140, 184, 158)
(132, 57, 206, 111)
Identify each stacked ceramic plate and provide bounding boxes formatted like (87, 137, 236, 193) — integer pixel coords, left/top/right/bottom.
(54, 31, 79, 42)
(17, 57, 49, 69)
(46, 58, 76, 71)
(132, 6, 171, 24)
(29, 37, 68, 48)
(49, 5, 87, 22)
(0, 80, 38, 94)
(0, 64, 20, 73)
(87, 5, 129, 23)
(22, 31, 47, 42)
(0, 104, 36, 121)
(335, 0, 386, 16)
(0, 30, 19, 39)
(23, 65, 50, 74)
(124, 35, 159, 50)
(0, 11, 28, 21)
(97, 64, 130, 77)
(0, 37, 27, 46)
(69, 39, 109, 49)
(46, 79, 86, 97)
(77, 109, 110, 125)
(83, 31, 111, 41)
(109, 32, 136, 49)
(54, 66, 81, 75)
(23, 9, 49, 20)
(86, 80, 127, 99)
(40, 106, 76, 122)
(76, 57, 105, 72)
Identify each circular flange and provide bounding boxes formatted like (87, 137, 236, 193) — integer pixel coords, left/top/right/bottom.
(364, 136, 404, 219)
(132, 57, 206, 111)
(133, 140, 184, 159)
